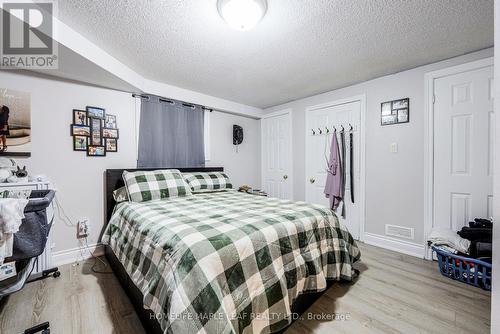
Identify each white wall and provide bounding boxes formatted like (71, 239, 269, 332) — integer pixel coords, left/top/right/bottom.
(206, 111, 261, 189)
(0, 71, 261, 257)
(264, 48, 493, 245)
(0, 71, 137, 254)
(491, 2, 499, 331)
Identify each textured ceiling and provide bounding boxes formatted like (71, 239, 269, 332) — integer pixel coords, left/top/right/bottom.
(58, 0, 493, 108)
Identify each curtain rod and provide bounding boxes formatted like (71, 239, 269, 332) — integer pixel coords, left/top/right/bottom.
(132, 93, 213, 112)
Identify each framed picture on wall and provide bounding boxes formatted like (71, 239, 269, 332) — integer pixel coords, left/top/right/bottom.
(102, 128, 119, 139)
(105, 138, 117, 152)
(87, 145, 106, 156)
(381, 102, 392, 116)
(381, 114, 397, 125)
(71, 124, 90, 136)
(73, 136, 88, 151)
(86, 106, 105, 119)
(392, 99, 408, 109)
(70, 106, 120, 156)
(90, 117, 102, 145)
(105, 114, 117, 129)
(73, 109, 88, 125)
(381, 98, 410, 125)
(0, 88, 31, 156)
(397, 109, 409, 123)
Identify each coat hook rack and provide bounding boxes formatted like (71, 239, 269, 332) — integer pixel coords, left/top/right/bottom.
(311, 125, 353, 135)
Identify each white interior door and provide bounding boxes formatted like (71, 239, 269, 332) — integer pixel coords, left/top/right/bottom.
(433, 65, 494, 230)
(306, 101, 361, 239)
(261, 111, 292, 199)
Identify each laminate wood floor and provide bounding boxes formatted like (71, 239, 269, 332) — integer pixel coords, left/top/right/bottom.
(0, 243, 491, 334)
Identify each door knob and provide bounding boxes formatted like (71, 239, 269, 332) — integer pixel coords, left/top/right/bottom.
(283, 175, 288, 180)
(309, 177, 315, 184)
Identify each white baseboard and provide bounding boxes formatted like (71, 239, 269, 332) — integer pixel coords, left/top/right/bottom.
(52, 243, 104, 267)
(363, 232, 425, 258)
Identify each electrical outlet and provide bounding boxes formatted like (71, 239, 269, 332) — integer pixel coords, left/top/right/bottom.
(77, 220, 89, 238)
(0, 262, 16, 280)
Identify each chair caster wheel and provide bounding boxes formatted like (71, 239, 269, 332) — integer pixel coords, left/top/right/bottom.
(53, 271, 60, 278)
(42, 329, 50, 334)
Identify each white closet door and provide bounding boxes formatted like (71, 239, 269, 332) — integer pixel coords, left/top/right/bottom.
(306, 101, 361, 239)
(433, 65, 494, 230)
(261, 112, 292, 199)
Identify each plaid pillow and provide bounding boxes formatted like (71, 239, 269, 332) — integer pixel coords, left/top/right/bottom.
(183, 172, 232, 192)
(123, 169, 191, 202)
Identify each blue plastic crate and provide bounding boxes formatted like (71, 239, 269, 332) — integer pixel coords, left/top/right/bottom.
(432, 246, 491, 290)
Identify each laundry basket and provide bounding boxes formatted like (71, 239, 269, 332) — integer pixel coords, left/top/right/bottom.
(432, 246, 492, 290)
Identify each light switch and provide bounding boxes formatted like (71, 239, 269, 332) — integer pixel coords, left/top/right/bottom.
(390, 143, 398, 153)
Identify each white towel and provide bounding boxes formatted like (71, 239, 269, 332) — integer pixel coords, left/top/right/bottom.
(0, 198, 28, 264)
(427, 227, 470, 254)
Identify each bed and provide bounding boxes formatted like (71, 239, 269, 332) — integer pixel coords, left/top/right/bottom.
(103, 167, 360, 334)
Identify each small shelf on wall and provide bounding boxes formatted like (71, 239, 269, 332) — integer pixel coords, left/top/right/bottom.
(70, 107, 119, 157)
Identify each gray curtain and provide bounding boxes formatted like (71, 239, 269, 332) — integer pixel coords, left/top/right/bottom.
(138, 95, 205, 168)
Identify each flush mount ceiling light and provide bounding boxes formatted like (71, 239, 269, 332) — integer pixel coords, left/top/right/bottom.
(217, 0, 267, 31)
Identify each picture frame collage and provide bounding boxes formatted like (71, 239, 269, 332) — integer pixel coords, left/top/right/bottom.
(70, 106, 119, 156)
(381, 98, 410, 126)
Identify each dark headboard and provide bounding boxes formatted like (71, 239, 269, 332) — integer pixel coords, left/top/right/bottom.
(104, 167, 224, 224)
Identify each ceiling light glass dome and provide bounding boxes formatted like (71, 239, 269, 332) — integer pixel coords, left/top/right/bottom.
(217, 0, 267, 31)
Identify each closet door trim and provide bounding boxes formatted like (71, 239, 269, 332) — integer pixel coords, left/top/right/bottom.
(424, 57, 494, 259)
(261, 109, 293, 200)
(305, 94, 366, 242)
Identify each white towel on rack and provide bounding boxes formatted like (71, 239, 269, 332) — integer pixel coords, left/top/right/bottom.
(0, 198, 28, 264)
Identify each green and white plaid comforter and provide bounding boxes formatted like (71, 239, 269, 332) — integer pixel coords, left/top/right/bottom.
(102, 191, 360, 334)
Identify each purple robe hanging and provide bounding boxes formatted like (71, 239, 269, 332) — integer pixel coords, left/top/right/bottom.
(324, 131, 343, 209)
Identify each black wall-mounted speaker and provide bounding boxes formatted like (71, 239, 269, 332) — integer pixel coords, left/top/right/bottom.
(233, 125, 243, 145)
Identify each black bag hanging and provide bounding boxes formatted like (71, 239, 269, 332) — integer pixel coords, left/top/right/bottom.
(350, 129, 355, 203)
(340, 129, 346, 218)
